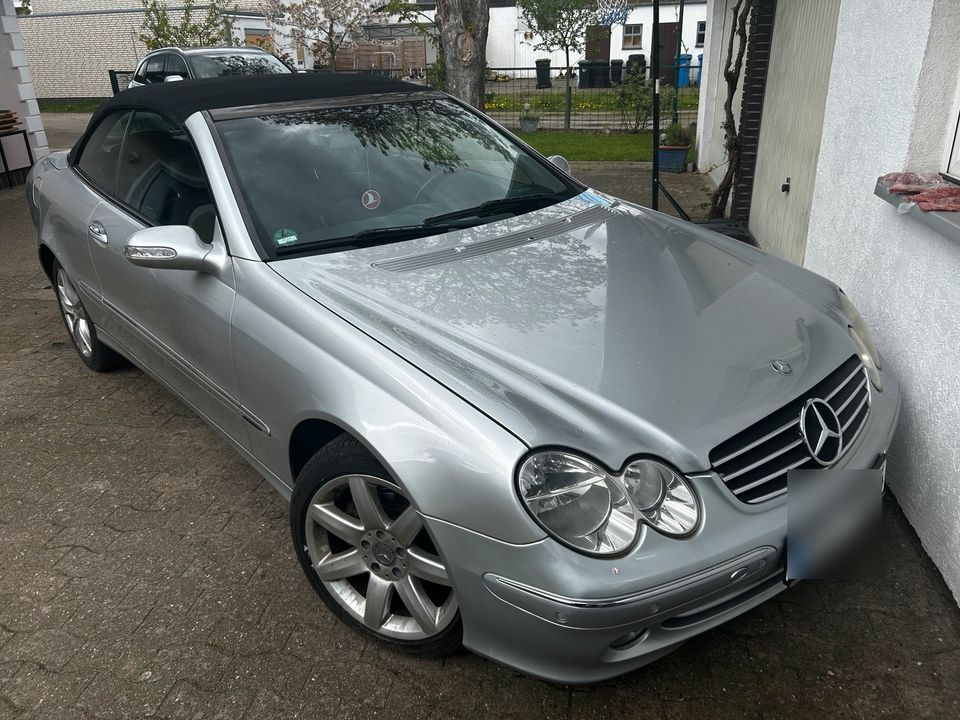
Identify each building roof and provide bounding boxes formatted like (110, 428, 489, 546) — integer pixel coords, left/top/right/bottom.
(91, 73, 426, 124)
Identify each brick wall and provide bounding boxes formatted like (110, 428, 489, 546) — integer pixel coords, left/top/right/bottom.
(19, 2, 267, 99)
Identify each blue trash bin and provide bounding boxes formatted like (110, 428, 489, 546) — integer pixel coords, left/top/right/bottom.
(694, 53, 704, 86)
(676, 54, 692, 87)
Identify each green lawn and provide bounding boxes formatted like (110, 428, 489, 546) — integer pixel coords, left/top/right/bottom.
(38, 100, 102, 113)
(517, 131, 696, 163)
(516, 131, 655, 162)
(485, 87, 699, 114)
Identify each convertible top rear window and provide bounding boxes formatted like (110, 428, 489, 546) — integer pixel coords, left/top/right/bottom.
(214, 98, 581, 257)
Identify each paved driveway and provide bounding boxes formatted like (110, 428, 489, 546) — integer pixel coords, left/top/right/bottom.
(2, 181, 959, 719)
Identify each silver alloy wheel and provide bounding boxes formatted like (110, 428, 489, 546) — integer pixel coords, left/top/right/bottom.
(56, 269, 93, 358)
(304, 474, 458, 640)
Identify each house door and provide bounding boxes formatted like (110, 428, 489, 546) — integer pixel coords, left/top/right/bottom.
(657, 22, 679, 84)
(585, 25, 611, 60)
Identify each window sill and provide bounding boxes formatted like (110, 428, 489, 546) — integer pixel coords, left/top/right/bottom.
(874, 180, 960, 244)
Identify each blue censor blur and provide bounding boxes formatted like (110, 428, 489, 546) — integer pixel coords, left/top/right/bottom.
(787, 469, 883, 581)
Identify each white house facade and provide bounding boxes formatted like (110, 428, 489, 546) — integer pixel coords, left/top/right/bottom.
(379, 1, 707, 72)
(697, 0, 960, 604)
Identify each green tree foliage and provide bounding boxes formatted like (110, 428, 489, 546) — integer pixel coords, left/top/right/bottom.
(139, 0, 238, 51)
(614, 71, 675, 134)
(516, 0, 598, 74)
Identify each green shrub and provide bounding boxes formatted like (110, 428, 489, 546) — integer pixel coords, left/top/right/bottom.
(614, 73, 676, 134)
(661, 122, 693, 146)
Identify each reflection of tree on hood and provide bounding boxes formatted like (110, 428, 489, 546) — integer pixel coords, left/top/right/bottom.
(319, 204, 609, 333)
(262, 99, 514, 172)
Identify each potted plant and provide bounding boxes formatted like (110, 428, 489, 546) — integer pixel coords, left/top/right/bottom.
(519, 102, 540, 132)
(658, 123, 693, 173)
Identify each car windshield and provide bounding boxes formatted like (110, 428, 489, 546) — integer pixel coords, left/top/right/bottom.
(188, 53, 291, 78)
(215, 98, 581, 256)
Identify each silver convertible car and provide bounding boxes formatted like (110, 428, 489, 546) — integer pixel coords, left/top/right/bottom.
(27, 74, 899, 682)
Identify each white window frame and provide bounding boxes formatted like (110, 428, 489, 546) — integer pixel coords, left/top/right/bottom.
(622, 24, 643, 50)
(941, 78, 960, 182)
(696, 21, 706, 48)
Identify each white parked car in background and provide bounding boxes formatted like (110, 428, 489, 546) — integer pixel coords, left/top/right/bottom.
(128, 46, 293, 87)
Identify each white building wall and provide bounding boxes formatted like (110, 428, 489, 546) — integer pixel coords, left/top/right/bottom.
(805, 0, 960, 603)
(748, 0, 840, 264)
(607, 1, 708, 66)
(488, 6, 519, 68)
(696, 0, 743, 186)
(0, 0, 47, 163)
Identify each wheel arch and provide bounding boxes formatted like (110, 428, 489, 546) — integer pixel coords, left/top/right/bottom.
(38, 243, 56, 283)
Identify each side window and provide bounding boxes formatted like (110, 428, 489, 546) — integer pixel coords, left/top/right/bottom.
(133, 58, 148, 84)
(75, 110, 133, 197)
(166, 53, 188, 79)
(116, 111, 216, 242)
(144, 54, 167, 83)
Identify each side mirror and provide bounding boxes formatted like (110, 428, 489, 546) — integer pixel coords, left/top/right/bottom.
(163, 74, 184, 83)
(547, 154, 571, 174)
(124, 225, 212, 272)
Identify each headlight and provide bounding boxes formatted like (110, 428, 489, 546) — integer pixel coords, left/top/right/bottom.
(840, 291, 882, 391)
(518, 452, 700, 556)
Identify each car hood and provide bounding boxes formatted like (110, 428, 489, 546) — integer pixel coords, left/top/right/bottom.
(271, 193, 855, 471)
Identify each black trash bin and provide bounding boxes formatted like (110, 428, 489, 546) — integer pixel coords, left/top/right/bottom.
(578, 60, 590, 88)
(592, 59, 610, 88)
(610, 59, 624, 84)
(626, 53, 646, 78)
(535, 58, 552, 89)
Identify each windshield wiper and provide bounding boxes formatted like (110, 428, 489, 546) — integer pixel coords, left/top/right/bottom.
(423, 192, 570, 225)
(273, 223, 466, 256)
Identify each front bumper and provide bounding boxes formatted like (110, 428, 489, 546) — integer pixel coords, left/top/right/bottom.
(424, 372, 901, 684)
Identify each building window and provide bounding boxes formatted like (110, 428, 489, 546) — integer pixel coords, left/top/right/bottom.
(944, 112, 960, 181)
(622, 24, 642, 50)
(696, 21, 706, 48)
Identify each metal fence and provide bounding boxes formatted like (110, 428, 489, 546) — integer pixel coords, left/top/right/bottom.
(483, 65, 701, 133)
(106, 64, 702, 135)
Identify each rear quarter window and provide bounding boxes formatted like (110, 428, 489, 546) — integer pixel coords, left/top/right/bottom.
(75, 110, 133, 197)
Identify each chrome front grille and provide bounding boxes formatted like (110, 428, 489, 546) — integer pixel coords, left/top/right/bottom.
(709, 355, 871, 504)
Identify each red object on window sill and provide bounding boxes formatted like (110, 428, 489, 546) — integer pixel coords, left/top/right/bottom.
(909, 185, 960, 212)
(878, 171, 949, 194)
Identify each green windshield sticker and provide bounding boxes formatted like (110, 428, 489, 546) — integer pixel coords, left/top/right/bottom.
(273, 228, 298, 246)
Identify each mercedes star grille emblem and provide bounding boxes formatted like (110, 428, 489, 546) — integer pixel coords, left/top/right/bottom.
(800, 398, 843, 466)
(771, 359, 792, 375)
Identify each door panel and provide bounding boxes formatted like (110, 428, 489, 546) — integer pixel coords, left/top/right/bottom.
(88, 201, 246, 444)
(658, 22, 680, 84)
(586, 25, 612, 61)
(86, 108, 248, 446)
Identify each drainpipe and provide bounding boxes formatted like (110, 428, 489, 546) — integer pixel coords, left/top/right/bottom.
(651, 0, 660, 211)
(673, 0, 685, 125)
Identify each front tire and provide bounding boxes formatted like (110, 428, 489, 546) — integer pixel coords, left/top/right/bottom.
(290, 435, 462, 657)
(52, 261, 125, 372)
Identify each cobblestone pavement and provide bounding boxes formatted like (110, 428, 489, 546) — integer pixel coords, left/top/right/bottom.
(2, 179, 959, 720)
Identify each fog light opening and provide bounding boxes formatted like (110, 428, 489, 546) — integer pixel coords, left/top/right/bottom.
(609, 628, 648, 651)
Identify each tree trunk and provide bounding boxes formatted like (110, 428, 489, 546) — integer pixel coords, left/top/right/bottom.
(434, 0, 490, 109)
(708, 0, 754, 220)
(328, 20, 336, 70)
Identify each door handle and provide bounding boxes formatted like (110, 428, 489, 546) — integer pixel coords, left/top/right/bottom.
(88, 222, 108, 246)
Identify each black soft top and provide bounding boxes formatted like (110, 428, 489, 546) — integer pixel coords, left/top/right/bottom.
(92, 73, 427, 124)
